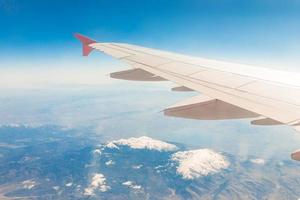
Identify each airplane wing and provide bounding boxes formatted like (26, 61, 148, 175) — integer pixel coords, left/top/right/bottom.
(75, 33, 300, 160)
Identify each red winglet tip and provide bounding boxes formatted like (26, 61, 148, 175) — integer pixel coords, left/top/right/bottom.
(74, 33, 97, 56)
(74, 33, 96, 44)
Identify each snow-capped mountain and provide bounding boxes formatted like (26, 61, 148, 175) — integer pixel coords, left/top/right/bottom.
(171, 149, 229, 179)
(105, 136, 179, 151)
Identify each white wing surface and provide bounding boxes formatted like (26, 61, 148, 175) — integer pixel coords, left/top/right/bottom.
(75, 33, 300, 160)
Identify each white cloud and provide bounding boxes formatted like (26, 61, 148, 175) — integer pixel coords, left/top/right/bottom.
(84, 173, 110, 196)
(0, 67, 114, 89)
(0, 123, 38, 128)
(122, 181, 142, 190)
(171, 149, 229, 180)
(106, 136, 178, 152)
(249, 158, 265, 165)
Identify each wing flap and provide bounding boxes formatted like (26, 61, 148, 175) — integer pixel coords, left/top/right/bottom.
(171, 86, 194, 92)
(164, 95, 259, 120)
(110, 68, 166, 81)
(251, 118, 283, 126)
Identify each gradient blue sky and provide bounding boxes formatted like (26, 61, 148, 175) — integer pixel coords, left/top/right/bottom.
(1, 0, 300, 71)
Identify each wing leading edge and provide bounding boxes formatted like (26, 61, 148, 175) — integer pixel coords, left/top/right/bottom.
(74, 33, 300, 161)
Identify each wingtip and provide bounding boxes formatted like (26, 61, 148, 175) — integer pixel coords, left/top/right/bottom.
(74, 33, 97, 44)
(74, 33, 97, 56)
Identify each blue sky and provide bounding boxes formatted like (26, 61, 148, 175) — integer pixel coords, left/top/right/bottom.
(1, 0, 300, 71)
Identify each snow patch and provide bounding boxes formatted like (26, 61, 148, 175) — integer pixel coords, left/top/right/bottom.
(122, 181, 142, 190)
(132, 185, 142, 190)
(22, 180, 36, 189)
(53, 186, 60, 191)
(171, 149, 229, 179)
(250, 158, 265, 165)
(106, 142, 118, 148)
(106, 136, 178, 152)
(65, 182, 73, 187)
(84, 173, 110, 196)
(132, 164, 143, 169)
(105, 160, 115, 166)
(93, 149, 102, 155)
